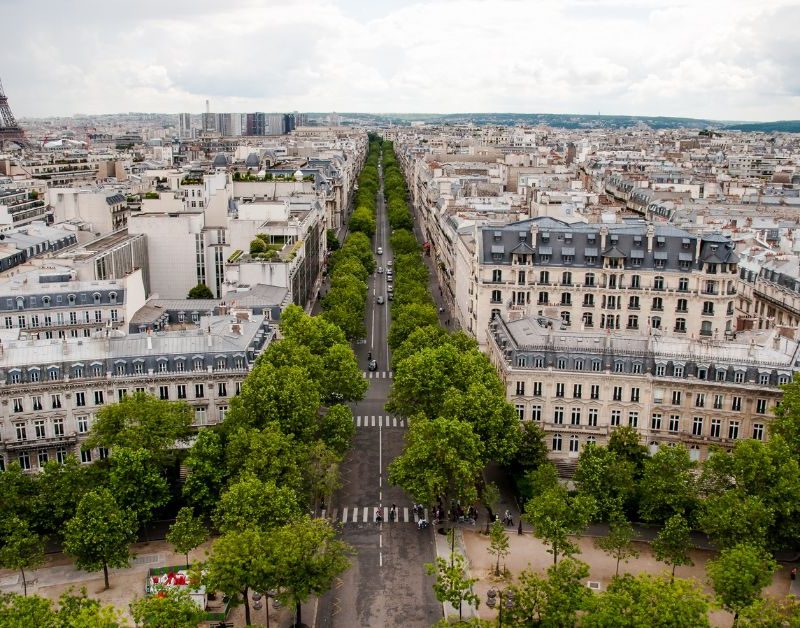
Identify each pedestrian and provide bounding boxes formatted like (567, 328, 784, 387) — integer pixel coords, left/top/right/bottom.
(375, 508, 382, 523)
(792, 567, 797, 582)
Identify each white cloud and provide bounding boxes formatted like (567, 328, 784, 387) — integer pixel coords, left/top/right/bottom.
(1, 0, 798, 120)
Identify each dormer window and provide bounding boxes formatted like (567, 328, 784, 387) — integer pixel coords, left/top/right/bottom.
(540, 232, 550, 242)
(656, 236, 666, 246)
(93, 292, 101, 304)
(493, 231, 502, 241)
(109, 292, 117, 304)
(42, 296, 50, 307)
(68, 294, 76, 305)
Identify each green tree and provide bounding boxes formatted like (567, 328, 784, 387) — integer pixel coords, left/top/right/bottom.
(607, 426, 648, 477)
(326, 228, 340, 252)
(317, 405, 356, 458)
(182, 430, 227, 516)
(278, 304, 347, 355)
(506, 558, 590, 627)
(305, 441, 342, 515)
(523, 485, 595, 565)
(771, 373, 800, 457)
(574, 444, 637, 521)
(388, 416, 484, 518)
(0, 516, 45, 596)
(738, 595, 800, 626)
(595, 514, 639, 576)
(0, 588, 124, 627)
(266, 516, 352, 628)
(707, 543, 778, 623)
(511, 421, 549, 473)
(31, 455, 92, 539)
(638, 444, 698, 523)
(488, 520, 510, 576)
(520, 462, 560, 504)
(226, 363, 320, 439)
(63, 489, 135, 590)
(166, 508, 208, 569)
(698, 490, 773, 550)
(84, 392, 193, 464)
(584, 573, 710, 627)
(224, 425, 305, 492)
(321, 343, 368, 403)
(205, 529, 273, 626)
(651, 513, 694, 582)
(130, 588, 204, 628)
(426, 553, 479, 622)
(249, 238, 267, 254)
(213, 476, 301, 534)
(390, 229, 420, 255)
(187, 283, 214, 299)
(349, 206, 376, 237)
(391, 324, 449, 369)
(388, 302, 440, 351)
(0, 462, 38, 527)
(109, 447, 170, 534)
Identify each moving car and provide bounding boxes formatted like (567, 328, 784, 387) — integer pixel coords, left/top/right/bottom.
(368, 359, 378, 371)
(377, 266, 383, 274)
(376, 295, 385, 304)
(377, 247, 383, 255)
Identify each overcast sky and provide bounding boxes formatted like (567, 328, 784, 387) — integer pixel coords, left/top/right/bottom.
(2, 0, 798, 121)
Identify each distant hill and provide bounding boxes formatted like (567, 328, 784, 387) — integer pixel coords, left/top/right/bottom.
(340, 112, 800, 133)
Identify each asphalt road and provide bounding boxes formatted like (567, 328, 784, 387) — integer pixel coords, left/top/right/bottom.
(316, 155, 441, 628)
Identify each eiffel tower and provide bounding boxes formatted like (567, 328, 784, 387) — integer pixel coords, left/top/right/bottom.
(0, 78, 31, 150)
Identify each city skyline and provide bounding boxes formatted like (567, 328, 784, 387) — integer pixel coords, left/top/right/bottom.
(3, 0, 799, 121)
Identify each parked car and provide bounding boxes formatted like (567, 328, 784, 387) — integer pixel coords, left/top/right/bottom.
(387, 260, 392, 267)
(377, 266, 383, 274)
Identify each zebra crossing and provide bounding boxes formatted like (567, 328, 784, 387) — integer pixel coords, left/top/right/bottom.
(353, 415, 407, 428)
(321, 505, 428, 525)
(363, 371, 393, 379)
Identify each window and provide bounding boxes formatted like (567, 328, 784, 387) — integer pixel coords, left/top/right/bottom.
(534, 357, 544, 368)
(613, 386, 623, 401)
(629, 296, 640, 310)
(630, 387, 640, 402)
(627, 315, 639, 330)
(76, 392, 86, 407)
(195, 407, 207, 425)
(34, 419, 45, 439)
(37, 451, 48, 467)
(610, 410, 621, 427)
(756, 399, 767, 414)
(710, 418, 721, 438)
(628, 412, 639, 427)
(678, 277, 689, 292)
(676, 298, 688, 313)
(158, 361, 168, 373)
(752, 423, 764, 441)
(77, 415, 89, 433)
(491, 290, 501, 303)
(552, 434, 562, 451)
(555, 383, 565, 398)
(80, 449, 92, 464)
(195, 384, 205, 399)
(652, 297, 663, 311)
(515, 404, 525, 420)
(515, 381, 525, 395)
(92, 365, 102, 377)
(668, 415, 680, 433)
(553, 407, 564, 425)
(592, 360, 602, 372)
(695, 393, 705, 408)
(533, 382, 542, 396)
(531, 405, 542, 421)
(176, 360, 185, 373)
(630, 275, 640, 289)
(588, 408, 598, 426)
(713, 394, 724, 410)
(9, 372, 20, 384)
(177, 385, 187, 399)
(692, 417, 703, 436)
(583, 294, 594, 307)
(539, 270, 549, 284)
(18, 452, 30, 470)
(582, 312, 593, 327)
(653, 276, 664, 290)
(117, 389, 127, 401)
(651, 413, 662, 430)
(98, 447, 109, 460)
(194, 359, 204, 371)
(651, 316, 662, 329)
(557, 357, 567, 369)
(590, 384, 600, 400)
(573, 384, 582, 399)
(562, 271, 572, 285)
(672, 390, 682, 405)
(732, 396, 742, 412)
(15, 423, 27, 441)
(12, 397, 23, 413)
(674, 365, 684, 377)
(134, 362, 144, 375)
(219, 405, 229, 422)
(584, 273, 595, 287)
(574, 359, 584, 371)
(569, 435, 580, 453)
(734, 371, 745, 384)
(653, 388, 664, 403)
(759, 373, 769, 386)
(110, 309, 118, 322)
(94, 390, 104, 405)
(218, 382, 227, 397)
(728, 421, 740, 439)
(538, 291, 549, 304)
(56, 448, 67, 464)
(30, 370, 39, 383)
(492, 269, 502, 282)
(571, 407, 581, 425)
(158, 385, 169, 400)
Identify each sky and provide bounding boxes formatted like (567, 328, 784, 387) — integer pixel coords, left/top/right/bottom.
(2, 0, 799, 121)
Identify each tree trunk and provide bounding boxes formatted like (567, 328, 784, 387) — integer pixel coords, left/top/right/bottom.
(243, 587, 251, 626)
(103, 563, 110, 590)
(20, 567, 26, 596)
(458, 601, 462, 621)
(615, 556, 620, 576)
(295, 600, 302, 627)
(671, 563, 676, 583)
(186, 552, 190, 569)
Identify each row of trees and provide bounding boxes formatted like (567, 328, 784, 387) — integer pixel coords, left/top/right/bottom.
(320, 139, 382, 339)
(379, 141, 542, 525)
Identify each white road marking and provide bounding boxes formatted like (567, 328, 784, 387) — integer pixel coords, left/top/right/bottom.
(363, 506, 368, 522)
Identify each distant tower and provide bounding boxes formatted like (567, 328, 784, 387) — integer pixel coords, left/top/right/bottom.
(0, 78, 30, 150)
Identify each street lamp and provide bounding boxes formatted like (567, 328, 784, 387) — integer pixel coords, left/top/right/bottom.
(252, 590, 280, 628)
(486, 587, 515, 627)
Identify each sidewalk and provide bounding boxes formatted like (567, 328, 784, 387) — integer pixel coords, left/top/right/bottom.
(433, 526, 478, 621)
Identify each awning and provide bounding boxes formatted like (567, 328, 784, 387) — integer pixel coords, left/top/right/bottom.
(682, 238, 691, 245)
(584, 247, 598, 256)
(538, 246, 553, 255)
(678, 252, 694, 262)
(561, 247, 575, 256)
(629, 249, 645, 259)
(491, 245, 505, 254)
(653, 252, 668, 260)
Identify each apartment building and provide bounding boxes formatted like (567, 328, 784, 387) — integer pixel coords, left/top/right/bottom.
(488, 315, 797, 467)
(49, 187, 129, 236)
(0, 314, 273, 472)
(0, 188, 51, 227)
(456, 217, 739, 346)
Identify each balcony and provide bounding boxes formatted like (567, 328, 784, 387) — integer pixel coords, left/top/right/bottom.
(5, 432, 78, 450)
